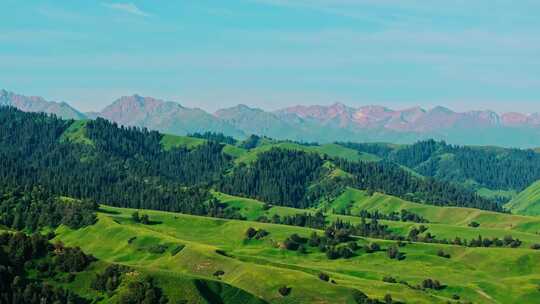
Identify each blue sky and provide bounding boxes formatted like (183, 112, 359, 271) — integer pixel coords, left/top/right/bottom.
(1, 1, 539, 113)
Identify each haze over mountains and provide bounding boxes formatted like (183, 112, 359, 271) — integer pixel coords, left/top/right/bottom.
(2, 89, 540, 148)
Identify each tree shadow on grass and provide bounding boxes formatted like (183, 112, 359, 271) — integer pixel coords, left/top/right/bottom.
(98, 208, 120, 215)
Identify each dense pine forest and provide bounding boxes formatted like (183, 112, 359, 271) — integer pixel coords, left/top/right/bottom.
(334, 159, 499, 210)
(340, 140, 540, 192)
(218, 149, 325, 208)
(0, 187, 97, 232)
(0, 108, 234, 217)
(0, 232, 94, 304)
(0, 107, 504, 213)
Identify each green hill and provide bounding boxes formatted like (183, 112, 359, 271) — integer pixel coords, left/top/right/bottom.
(331, 188, 540, 232)
(339, 140, 540, 199)
(41, 257, 263, 304)
(506, 180, 540, 216)
(216, 190, 540, 247)
(54, 205, 540, 304)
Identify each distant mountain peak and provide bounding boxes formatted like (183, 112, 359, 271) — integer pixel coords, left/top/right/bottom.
(215, 104, 268, 118)
(502, 112, 529, 126)
(98, 94, 244, 137)
(3, 89, 540, 147)
(0, 89, 85, 120)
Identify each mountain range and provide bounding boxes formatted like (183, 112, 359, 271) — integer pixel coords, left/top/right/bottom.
(2, 89, 540, 148)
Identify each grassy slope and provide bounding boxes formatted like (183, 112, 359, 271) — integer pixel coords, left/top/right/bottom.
(476, 187, 517, 203)
(160, 134, 248, 158)
(161, 134, 207, 150)
(55, 213, 267, 304)
(43, 256, 264, 304)
(159, 134, 379, 164)
(506, 180, 540, 216)
(60, 120, 94, 146)
(333, 188, 540, 231)
(55, 206, 540, 304)
(216, 190, 540, 247)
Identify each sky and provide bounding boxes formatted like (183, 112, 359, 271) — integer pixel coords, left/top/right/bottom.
(1, 0, 539, 113)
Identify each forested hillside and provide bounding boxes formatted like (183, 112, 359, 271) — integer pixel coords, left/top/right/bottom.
(0, 107, 233, 217)
(340, 140, 540, 196)
(0, 107, 503, 214)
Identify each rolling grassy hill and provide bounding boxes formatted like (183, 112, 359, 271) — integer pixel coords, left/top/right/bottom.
(215, 190, 540, 247)
(54, 205, 540, 304)
(141, 132, 379, 164)
(506, 180, 540, 216)
(41, 258, 264, 304)
(330, 188, 540, 233)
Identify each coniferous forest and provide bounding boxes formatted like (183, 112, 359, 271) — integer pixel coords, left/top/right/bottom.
(340, 140, 540, 192)
(0, 107, 503, 213)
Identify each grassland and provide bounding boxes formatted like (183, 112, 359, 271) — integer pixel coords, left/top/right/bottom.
(160, 134, 207, 150)
(54, 205, 540, 304)
(42, 253, 265, 304)
(160, 134, 248, 158)
(216, 189, 540, 246)
(331, 188, 540, 233)
(506, 180, 540, 216)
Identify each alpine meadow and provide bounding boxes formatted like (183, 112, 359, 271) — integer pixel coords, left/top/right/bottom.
(2, 1, 540, 304)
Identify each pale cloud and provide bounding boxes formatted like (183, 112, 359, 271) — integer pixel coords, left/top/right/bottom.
(102, 2, 150, 17)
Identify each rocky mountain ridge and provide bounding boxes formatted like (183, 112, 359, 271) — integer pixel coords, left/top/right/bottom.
(2, 89, 539, 147)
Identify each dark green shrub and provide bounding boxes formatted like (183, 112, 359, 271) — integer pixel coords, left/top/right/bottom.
(318, 272, 330, 282)
(278, 286, 291, 296)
